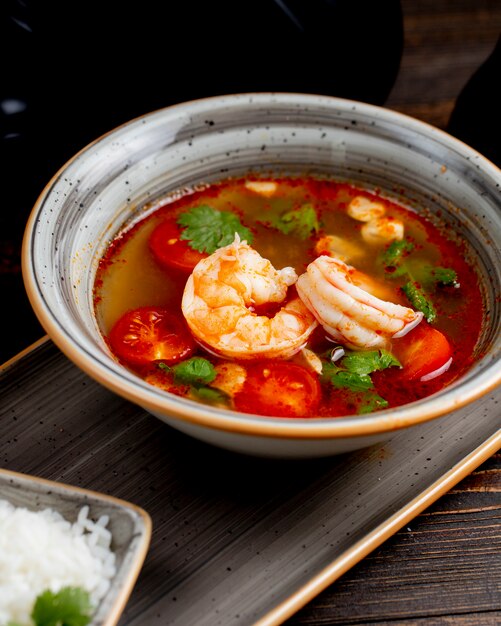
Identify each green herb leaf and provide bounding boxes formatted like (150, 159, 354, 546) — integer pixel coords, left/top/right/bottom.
(171, 357, 216, 385)
(330, 371, 374, 392)
(380, 239, 414, 278)
(417, 265, 459, 288)
(341, 349, 401, 376)
(380, 239, 456, 323)
(191, 386, 229, 404)
(341, 351, 381, 376)
(321, 350, 396, 412)
(381, 239, 415, 267)
(321, 348, 399, 409)
(270, 203, 319, 240)
(357, 392, 389, 414)
(177, 205, 253, 253)
(320, 360, 342, 384)
(158, 359, 225, 404)
(431, 266, 459, 286)
(378, 349, 402, 369)
(402, 281, 437, 323)
(31, 587, 92, 626)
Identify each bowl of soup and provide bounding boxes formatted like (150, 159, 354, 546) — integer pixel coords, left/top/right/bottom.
(22, 93, 501, 458)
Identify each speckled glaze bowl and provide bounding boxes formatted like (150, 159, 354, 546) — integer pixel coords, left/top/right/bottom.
(22, 94, 501, 458)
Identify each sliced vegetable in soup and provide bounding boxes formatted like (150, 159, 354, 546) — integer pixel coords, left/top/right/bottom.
(94, 177, 484, 418)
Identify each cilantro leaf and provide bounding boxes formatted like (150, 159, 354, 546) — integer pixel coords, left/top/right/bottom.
(158, 358, 227, 404)
(380, 239, 414, 278)
(270, 203, 319, 240)
(170, 357, 216, 385)
(417, 265, 460, 288)
(381, 239, 415, 267)
(380, 241, 459, 322)
(341, 351, 381, 376)
(381, 238, 459, 290)
(330, 371, 374, 392)
(191, 386, 229, 404)
(340, 349, 401, 376)
(358, 392, 389, 414)
(402, 281, 437, 322)
(431, 266, 459, 286)
(177, 205, 253, 253)
(320, 360, 341, 384)
(378, 349, 402, 369)
(31, 587, 92, 626)
(321, 348, 400, 410)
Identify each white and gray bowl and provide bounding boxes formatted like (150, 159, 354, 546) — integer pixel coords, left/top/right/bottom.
(22, 93, 501, 458)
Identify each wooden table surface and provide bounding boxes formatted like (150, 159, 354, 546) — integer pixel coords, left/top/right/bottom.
(1, 1, 500, 625)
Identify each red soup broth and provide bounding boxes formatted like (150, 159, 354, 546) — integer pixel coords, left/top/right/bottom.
(94, 177, 484, 418)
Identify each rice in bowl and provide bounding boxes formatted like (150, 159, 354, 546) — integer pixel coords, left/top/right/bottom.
(0, 500, 116, 626)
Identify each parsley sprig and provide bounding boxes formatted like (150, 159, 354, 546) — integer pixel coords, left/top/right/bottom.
(380, 239, 415, 277)
(269, 203, 319, 240)
(7, 586, 93, 626)
(341, 349, 401, 375)
(401, 282, 437, 323)
(160, 356, 216, 385)
(322, 349, 401, 414)
(380, 238, 459, 322)
(417, 265, 459, 289)
(159, 357, 228, 405)
(177, 205, 253, 254)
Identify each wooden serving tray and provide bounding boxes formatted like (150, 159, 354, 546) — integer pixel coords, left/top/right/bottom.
(1, 338, 500, 625)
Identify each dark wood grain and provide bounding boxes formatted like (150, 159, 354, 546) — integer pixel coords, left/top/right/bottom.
(387, 0, 501, 129)
(288, 454, 501, 625)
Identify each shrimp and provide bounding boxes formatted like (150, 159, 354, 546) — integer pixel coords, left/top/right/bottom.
(361, 216, 404, 245)
(296, 256, 423, 349)
(346, 196, 404, 245)
(244, 180, 278, 196)
(347, 196, 386, 222)
(314, 234, 363, 264)
(181, 235, 317, 359)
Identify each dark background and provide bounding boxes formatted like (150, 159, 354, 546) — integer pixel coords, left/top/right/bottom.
(0, 0, 499, 365)
(2, 0, 406, 363)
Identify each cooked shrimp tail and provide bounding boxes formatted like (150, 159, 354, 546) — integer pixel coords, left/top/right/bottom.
(296, 255, 423, 349)
(182, 235, 317, 359)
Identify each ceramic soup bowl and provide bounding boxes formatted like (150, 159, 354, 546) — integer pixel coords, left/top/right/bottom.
(22, 94, 501, 458)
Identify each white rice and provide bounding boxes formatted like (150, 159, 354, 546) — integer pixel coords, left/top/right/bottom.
(0, 499, 117, 626)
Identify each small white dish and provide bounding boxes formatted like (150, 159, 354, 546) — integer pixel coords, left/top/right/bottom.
(0, 467, 151, 626)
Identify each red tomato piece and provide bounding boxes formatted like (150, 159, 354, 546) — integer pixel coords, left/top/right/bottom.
(393, 321, 452, 382)
(234, 361, 321, 418)
(108, 306, 196, 368)
(149, 217, 207, 272)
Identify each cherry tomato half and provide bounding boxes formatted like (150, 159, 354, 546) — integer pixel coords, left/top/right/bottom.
(393, 321, 452, 382)
(108, 306, 196, 368)
(149, 217, 207, 272)
(234, 361, 321, 418)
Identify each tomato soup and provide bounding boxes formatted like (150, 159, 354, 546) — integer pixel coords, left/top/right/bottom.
(94, 177, 483, 418)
